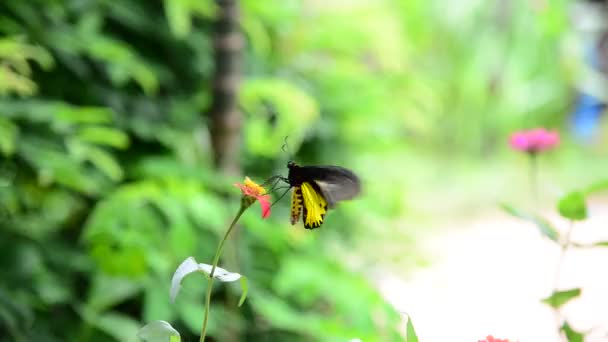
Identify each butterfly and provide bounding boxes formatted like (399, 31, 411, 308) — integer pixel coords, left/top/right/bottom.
(281, 161, 361, 229)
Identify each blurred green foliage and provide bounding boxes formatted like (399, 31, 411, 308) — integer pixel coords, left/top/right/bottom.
(0, 0, 574, 341)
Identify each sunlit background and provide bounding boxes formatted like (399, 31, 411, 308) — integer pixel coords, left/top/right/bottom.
(1, 0, 607, 341)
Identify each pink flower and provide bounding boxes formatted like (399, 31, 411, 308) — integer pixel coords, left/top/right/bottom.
(234, 177, 271, 218)
(509, 128, 559, 153)
(478, 335, 512, 342)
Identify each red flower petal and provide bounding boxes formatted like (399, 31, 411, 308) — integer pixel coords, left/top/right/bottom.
(257, 194, 271, 219)
(479, 335, 511, 342)
(234, 182, 250, 195)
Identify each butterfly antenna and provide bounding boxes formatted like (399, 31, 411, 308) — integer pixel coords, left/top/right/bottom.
(281, 136, 293, 160)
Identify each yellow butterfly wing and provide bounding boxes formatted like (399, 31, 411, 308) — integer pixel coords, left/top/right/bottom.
(300, 182, 327, 229)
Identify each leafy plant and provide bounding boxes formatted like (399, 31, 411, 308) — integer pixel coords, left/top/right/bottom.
(503, 178, 608, 341)
(0, 0, 579, 340)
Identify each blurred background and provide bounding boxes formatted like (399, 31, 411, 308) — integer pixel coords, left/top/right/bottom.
(0, 0, 607, 341)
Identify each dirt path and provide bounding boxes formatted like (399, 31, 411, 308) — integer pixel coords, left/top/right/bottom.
(376, 200, 608, 342)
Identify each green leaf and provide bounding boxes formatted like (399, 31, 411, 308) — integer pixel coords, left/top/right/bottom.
(557, 192, 587, 221)
(242, 15, 271, 57)
(0, 161, 16, 187)
(188, 0, 217, 18)
(585, 179, 608, 195)
(240, 78, 320, 158)
(0, 38, 54, 70)
(164, 0, 191, 38)
(0, 117, 17, 156)
(84, 311, 141, 342)
(66, 139, 124, 181)
(500, 203, 560, 242)
(86, 274, 141, 312)
(542, 288, 581, 309)
(87, 147, 124, 181)
(406, 316, 418, 342)
(18, 137, 104, 194)
(573, 241, 608, 248)
(155, 198, 195, 259)
(163, 0, 216, 38)
(83, 36, 159, 94)
(36, 271, 71, 305)
(238, 276, 249, 307)
(90, 244, 148, 276)
(55, 106, 113, 125)
(0, 289, 34, 340)
(0, 38, 54, 96)
(176, 300, 206, 334)
(77, 126, 130, 149)
(560, 321, 584, 342)
(138, 320, 181, 342)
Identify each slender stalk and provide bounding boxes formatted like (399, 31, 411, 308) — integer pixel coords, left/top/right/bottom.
(529, 152, 538, 209)
(553, 220, 575, 292)
(200, 203, 247, 342)
(552, 220, 575, 341)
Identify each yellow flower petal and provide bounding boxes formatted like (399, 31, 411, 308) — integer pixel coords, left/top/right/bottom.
(243, 176, 266, 195)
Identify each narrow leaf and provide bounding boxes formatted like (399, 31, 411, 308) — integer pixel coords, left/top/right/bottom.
(584, 179, 608, 195)
(90, 312, 141, 342)
(238, 276, 249, 307)
(561, 321, 584, 342)
(164, 0, 191, 38)
(500, 203, 560, 242)
(138, 320, 181, 342)
(170, 257, 197, 303)
(85, 146, 124, 181)
(66, 139, 123, 181)
(0, 161, 16, 187)
(573, 241, 608, 248)
(196, 263, 241, 282)
(542, 288, 581, 309)
(170, 257, 242, 303)
(77, 126, 129, 149)
(557, 192, 587, 221)
(0, 117, 17, 156)
(406, 316, 419, 342)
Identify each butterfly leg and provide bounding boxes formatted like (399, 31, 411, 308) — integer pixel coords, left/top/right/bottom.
(262, 175, 282, 187)
(271, 186, 292, 207)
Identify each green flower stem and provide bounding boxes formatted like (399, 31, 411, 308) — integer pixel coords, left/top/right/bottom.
(200, 200, 249, 342)
(529, 152, 538, 209)
(553, 220, 575, 292)
(551, 219, 575, 335)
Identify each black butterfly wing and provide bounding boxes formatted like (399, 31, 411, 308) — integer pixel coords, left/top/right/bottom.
(296, 165, 361, 208)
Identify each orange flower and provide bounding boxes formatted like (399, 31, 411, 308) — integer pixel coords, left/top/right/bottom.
(234, 177, 271, 218)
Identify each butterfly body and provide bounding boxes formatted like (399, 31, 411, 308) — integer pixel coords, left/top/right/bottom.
(285, 161, 360, 229)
